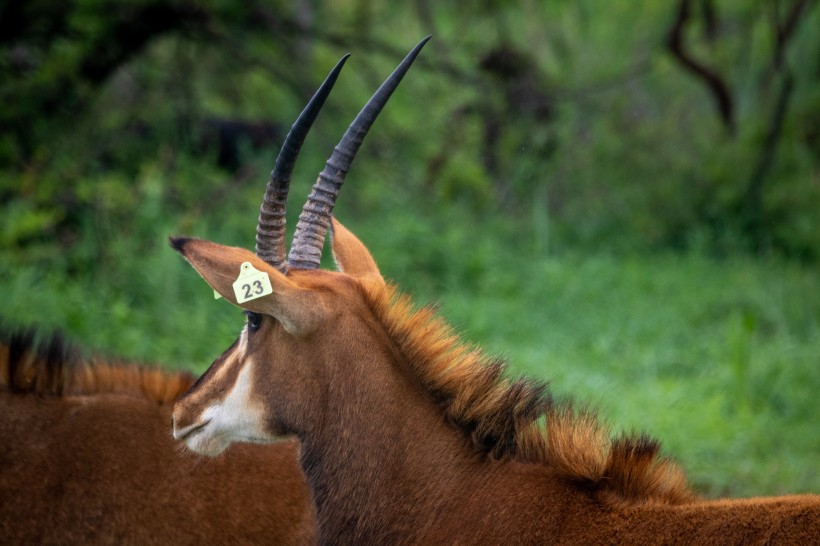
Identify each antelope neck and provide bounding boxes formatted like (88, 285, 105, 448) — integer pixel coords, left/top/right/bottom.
(297, 346, 476, 544)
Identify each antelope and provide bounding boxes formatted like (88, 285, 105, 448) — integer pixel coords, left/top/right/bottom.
(0, 326, 315, 545)
(171, 38, 820, 544)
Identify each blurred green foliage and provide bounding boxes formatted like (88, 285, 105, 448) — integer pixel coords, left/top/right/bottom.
(2, 0, 818, 259)
(1, 0, 818, 497)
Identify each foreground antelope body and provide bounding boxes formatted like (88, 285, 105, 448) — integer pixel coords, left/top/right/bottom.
(171, 38, 820, 544)
(0, 327, 315, 545)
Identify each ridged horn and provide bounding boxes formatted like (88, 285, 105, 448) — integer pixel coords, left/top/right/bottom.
(287, 36, 431, 270)
(255, 54, 350, 273)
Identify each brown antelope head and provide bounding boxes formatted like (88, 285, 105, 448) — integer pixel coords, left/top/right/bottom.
(171, 38, 429, 456)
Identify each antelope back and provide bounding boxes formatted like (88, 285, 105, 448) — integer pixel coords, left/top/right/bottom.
(0, 327, 315, 545)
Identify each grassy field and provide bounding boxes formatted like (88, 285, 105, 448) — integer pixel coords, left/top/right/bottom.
(434, 252, 819, 498)
(3, 222, 818, 499)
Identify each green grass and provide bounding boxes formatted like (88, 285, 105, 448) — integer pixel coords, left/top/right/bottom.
(2, 229, 818, 498)
(426, 252, 819, 498)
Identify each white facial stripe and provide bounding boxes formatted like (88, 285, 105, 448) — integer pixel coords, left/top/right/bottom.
(198, 357, 269, 445)
(179, 325, 272, 457)
(202, 327, 247, 389)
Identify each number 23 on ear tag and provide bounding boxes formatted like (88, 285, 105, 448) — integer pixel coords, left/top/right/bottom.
(232, 262, 273, 303)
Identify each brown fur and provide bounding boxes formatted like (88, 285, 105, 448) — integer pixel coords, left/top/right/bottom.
(0, 327, 194, 402)
(360, 282, 695, 507)
(0, 326, 316, 545)
(172, 228, 820, 545)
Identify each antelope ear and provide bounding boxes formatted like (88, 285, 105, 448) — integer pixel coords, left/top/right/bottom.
(169, 237, 325, 335)
(330, 217, 384, 286)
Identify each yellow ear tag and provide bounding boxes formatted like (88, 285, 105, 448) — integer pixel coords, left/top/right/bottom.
(231, 262, 274, 303)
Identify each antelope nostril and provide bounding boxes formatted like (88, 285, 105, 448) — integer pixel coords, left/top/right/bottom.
(173, 419, 211, 441)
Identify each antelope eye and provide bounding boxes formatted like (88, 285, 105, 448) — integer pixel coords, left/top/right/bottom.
(245, 311, 263, 332)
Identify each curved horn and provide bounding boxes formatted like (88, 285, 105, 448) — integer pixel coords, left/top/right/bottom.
(288, 36, 431, 270)
(255, 54, 350, 274)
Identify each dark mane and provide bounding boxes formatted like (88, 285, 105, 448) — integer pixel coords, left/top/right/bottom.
(361, 283, 696, 507)
(0, 325, 195, 405)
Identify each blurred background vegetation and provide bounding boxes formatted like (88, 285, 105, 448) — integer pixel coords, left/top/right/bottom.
(1, 0, 818, 498)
